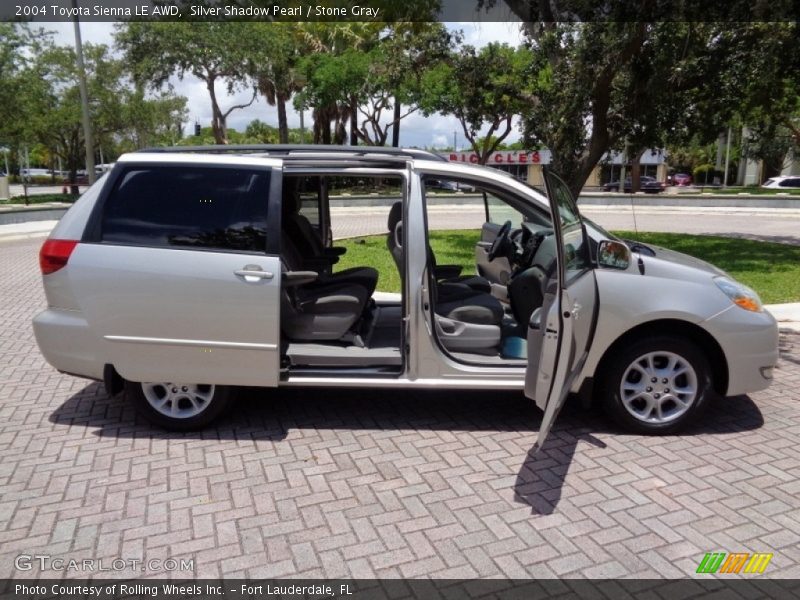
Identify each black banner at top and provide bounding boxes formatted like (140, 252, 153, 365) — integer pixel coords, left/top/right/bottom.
(2, 0, 799, 23)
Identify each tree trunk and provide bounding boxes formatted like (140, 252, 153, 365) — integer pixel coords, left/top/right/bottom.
(318, 108, 331, 144)
(349, 98, 358, 146)
(207, 79, 227, 145)
(391, 99, 401, 147)
(277, 96, 289, 144)
(629, 148, 645, 193)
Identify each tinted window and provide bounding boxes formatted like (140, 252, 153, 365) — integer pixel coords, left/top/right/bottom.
(102, 166, 270, 252)
(780, 178, 800, 188)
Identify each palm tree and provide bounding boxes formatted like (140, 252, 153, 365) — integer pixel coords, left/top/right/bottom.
(250, 23, 304, 144)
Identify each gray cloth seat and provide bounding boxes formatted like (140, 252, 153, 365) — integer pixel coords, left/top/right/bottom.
(386, 202, 491, 295)
(280, 235, 369, 342)
(283, 179, 379, 296)
(435, 283, 505, 325)
(386, 201, 503, 327)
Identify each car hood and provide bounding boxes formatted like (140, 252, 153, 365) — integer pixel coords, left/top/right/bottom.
(637, 244, 728, 278)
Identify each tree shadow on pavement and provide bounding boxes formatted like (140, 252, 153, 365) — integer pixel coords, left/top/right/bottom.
(50, 383, 764, 514)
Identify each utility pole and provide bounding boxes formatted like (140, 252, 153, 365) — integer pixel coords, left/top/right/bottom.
(391, 99, 400, 148)
(619, 142, 629, 192)
(723, 126, 732, 187)
(453, 131, 457, 152)
(299, 110, 305, 144)
(73, 0, 95, 185)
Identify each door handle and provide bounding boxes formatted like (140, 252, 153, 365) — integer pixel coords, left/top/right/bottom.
(234, 266, 274, 280)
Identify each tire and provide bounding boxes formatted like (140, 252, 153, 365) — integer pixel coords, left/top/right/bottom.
(125, 380, 231, 430)
(599, 336, 713, 434)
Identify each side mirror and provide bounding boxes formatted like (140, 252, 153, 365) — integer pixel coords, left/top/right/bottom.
(597, 240, 631, 270)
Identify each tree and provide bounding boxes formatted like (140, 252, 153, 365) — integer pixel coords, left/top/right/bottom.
(115, 22, 256, 144)
(243, 119, 279, 144)
(733, 23, 799, 179)
(504, 19, 791, 195)
(418, 43, 530, 164)
(291, 22, 381, 144)
(475, 2, 798, 194)
(0, 24, 50, 171)
(117, 86, 188, 151)
(246, 23, 304, 144)
(26, 43, 130, 182)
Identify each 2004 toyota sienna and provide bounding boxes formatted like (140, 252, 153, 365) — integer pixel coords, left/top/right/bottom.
(32, 146, 779, 449)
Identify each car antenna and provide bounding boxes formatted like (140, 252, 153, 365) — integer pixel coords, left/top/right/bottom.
(630, 192, 639, 234)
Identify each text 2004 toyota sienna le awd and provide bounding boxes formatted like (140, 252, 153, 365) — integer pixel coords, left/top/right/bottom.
(32, 147, 778, 449)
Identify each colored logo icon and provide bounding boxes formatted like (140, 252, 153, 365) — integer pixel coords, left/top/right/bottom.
(696, 552, 773, 574)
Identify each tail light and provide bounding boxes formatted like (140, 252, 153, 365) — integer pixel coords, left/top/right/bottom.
(39, 239, 79, 275)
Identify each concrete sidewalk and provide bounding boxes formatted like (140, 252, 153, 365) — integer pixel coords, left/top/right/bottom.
(0, 220, 58, 242)
(767, 303, 800, 332)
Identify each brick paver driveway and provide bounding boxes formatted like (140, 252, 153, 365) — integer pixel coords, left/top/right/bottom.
(1, 237, 799, 579)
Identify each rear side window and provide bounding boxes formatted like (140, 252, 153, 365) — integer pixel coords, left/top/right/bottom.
(780, 178, 800, 188)
(101, 166, 270, 253)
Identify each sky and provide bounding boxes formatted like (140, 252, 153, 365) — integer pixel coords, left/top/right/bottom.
(46, 21, 525, 149)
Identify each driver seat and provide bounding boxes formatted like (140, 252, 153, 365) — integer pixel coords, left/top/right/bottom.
(386, 202, 503, 327)
(387, 202, 491, 294)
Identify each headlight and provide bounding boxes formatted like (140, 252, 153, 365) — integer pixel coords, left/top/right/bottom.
(714, 276, 763, 312)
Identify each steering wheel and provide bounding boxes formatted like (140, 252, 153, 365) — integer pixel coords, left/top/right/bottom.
(487, 220, 513, 262)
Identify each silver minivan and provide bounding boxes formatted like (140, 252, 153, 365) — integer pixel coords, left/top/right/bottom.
(33, 146, 778, 449)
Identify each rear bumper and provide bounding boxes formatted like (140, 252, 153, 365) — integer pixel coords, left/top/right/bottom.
(703, 307, 779, 396)
(32, 308, 104, 380)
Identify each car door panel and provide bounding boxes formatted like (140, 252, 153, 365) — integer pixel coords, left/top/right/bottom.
(71, 161, 282, 387)
(525, 169, 599, 451)
(70, 244, 282, 387)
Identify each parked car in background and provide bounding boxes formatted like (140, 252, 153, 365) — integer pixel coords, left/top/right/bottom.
(426, 178, 458, 191)
(762, 175, 800, 189)
(669, 173, 693, 186)
(20, 168, 51, 178)
(603, 175, 664, 193)
(33, 146, 778, 447)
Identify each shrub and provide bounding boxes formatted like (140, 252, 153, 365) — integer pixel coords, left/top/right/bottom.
(693, 163, 723, 185)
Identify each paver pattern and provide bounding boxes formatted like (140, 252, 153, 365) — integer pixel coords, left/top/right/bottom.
(1, 237, 799, 580)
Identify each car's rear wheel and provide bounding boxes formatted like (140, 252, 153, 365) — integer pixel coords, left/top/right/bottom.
(600, 336, 713, 434)
(126, 380, 231, 430)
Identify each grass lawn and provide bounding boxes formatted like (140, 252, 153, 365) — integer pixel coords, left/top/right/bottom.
(701, 187, 800, 196)
(2, 193, 75, 205)
(337, 229, 800, 304)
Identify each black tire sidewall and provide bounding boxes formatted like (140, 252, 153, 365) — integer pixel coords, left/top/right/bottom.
(600, 336, 713, 434)
(125, 380, 231, 431)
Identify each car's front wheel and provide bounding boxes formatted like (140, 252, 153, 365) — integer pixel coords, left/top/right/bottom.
(600, 336, 713, 434)
(126, 380, 231, 430)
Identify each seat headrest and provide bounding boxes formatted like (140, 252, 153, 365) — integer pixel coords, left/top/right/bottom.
(281, 179, 302, 215)
(387, 201, 402, 233)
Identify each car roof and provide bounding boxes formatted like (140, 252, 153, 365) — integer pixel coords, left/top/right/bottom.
(135, 144, 447, 164)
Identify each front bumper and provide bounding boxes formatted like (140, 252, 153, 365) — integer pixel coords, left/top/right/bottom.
(703, 305, 779, 396)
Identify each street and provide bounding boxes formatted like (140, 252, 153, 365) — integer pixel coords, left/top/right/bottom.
(332, 204, 800, 245)
(1, 235, 799, 578)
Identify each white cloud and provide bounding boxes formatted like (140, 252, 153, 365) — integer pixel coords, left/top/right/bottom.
(455, 22, 524, 48)
(431, 134, 449, 148)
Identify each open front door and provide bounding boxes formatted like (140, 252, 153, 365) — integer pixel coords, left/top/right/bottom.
(525, 170, 598, 452)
